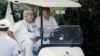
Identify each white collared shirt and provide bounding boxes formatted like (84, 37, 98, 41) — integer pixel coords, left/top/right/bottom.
(0, 33, 18, 56)
(35, 16, 59, 38)
(11, 20, 40, 41)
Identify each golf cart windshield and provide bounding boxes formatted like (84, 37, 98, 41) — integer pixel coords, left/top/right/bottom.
(48, 25, 83, 46)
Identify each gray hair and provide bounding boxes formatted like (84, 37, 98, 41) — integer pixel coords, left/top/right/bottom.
(23, 9, 34, 17)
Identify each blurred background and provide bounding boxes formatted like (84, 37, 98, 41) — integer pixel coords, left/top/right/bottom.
(0, 0, 100, 56)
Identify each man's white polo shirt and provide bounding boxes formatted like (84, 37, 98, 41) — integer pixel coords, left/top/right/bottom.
(11, 20, 40, 42)
(35, 16, 59, 38)
(0, 33, 18, 56)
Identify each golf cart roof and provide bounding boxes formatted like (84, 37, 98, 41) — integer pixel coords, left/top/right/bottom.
(7, 0, 81, 7)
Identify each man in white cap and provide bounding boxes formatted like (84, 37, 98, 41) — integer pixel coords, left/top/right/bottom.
(8, 9, 40, 56)
(0, 19, 18, 56)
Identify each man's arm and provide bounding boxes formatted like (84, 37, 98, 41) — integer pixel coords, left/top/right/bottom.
(52, 17, 59, 28)
(12, 43, 19, 56)
(7, 31, 17, 41)
(12, 54, 18, 56)
(30, 36, 41, 42)
(8, 22, 21, 41)
(44, 16, 59, 33)
(43, 28, 55, 33)
(30, 27, 41, 42)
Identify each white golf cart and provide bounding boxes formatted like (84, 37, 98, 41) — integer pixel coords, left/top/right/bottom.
(5, 0, 84, 56)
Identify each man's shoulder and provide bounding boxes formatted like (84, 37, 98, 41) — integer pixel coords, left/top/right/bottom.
(50, 16, 55, 18)
(36, 16, 41, 19)
(15, 20, 23, 24)
(6, 36, 17, 44)
(13, 20, 23, 27)
(35, 16, 41, 21)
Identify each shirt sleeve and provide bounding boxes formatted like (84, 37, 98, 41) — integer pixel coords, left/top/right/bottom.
(10, 21, 21, 33)
(35, 16, 41, 28)
(35, 17, 41, 37)
(35, 28, 40, 37)
(12, 43, 19, 55)
(51, 16, 59, 28)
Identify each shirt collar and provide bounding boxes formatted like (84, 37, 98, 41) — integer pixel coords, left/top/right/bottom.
(23, 19, 33, 25)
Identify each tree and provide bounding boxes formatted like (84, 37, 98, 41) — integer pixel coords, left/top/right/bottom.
(0, 0, 8, 19)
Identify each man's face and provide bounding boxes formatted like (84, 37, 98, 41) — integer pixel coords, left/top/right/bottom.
(25, 13, 34, 23)
(43, 10, 50, 19)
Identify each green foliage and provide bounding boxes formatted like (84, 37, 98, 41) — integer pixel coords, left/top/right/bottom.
(50, 8, 66, 24)
(0, 0, 8, 19)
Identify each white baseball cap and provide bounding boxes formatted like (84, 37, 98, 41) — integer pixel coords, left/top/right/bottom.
(0, 19, 10, 28)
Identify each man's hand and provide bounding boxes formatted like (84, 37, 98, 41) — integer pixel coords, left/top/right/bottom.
(49, 28, 55, 32)
(44, 28, 55, 33)
(30, 37, 40, 42)
(13, 54, 18, 56)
